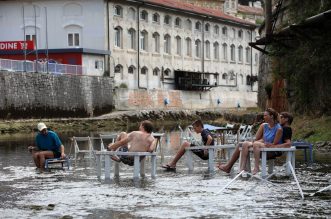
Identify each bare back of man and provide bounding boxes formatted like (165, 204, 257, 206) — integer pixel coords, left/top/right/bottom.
(127, 131, 155, 152)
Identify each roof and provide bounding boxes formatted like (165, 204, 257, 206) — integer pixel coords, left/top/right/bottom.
(238, 4, 264, 15)
(142, 0, 255, 27)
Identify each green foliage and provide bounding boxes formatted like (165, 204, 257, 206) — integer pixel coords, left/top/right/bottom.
(267, 1, 331, 115)
(119, 83, 128, 88)
(293, 116, 331, 142)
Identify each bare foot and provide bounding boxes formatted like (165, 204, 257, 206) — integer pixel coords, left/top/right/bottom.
(217, 163, 231, 173)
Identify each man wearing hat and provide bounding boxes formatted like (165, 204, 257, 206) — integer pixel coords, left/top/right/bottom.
(28, 122, 65, 172)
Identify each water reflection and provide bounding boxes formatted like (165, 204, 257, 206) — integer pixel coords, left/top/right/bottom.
(0, 130, 330, 218)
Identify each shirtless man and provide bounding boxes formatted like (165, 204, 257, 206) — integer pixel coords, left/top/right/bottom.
(107, 120, 156, 166)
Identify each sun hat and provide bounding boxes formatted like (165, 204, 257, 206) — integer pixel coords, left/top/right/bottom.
(37, 123, 47, 131)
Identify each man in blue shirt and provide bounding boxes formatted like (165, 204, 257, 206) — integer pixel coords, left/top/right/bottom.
(28, 122, 65, 172)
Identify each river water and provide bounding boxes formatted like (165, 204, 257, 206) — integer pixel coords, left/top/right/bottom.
(0, 129, 330, 219)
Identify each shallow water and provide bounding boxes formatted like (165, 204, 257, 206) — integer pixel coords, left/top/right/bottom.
(0, 131, 330, 219)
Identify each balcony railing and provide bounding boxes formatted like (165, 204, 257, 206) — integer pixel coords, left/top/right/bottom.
(0, 58, 86, 75)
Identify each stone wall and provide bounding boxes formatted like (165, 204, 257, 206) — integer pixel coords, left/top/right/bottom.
(114, 88, 257, 110)
(0, 71, 113, 118)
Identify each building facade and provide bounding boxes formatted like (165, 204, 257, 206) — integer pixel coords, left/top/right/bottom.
(109, 0, 259, 94)
(0, 0, 260, 109)
(0, 0, 108, 75)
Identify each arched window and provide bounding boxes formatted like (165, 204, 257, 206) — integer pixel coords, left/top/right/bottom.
(222, 43, 228, 60)
(140, 30, 148, 51)
(222, 26, 228, 36)
(164, 34, 171, 54)
(185, 19, 192, 31)
(153, 67, 160, 76)
(164, 68, 171, 76)
(128, 65, 135, 74)
(175, 17, 182, 28)
(247, 30, 252, 40)
(140, 10, 148, 21)
(114, 5, 122, 17)
(222, 73, 228, 80)
(213, 42, 219, 60)
(128, 7, 136, 20)
(230, 44, 235, 61)
(164, 15, 171, 25)
(246, 47, 251, 63)
(238, 46, 243, 62)
(205, 23, 210, 32)
(152, 32, 160, 53)
(152, 13, 160, 23)
(114, 26, 122, 48)
(195, 39, 201, 58)
(238, 29, 243, 39)
(205, 40, 210, 59)
(115, 64, 123, 74)
(186, 37, 192, 57)
(141, 66, 148, 75)
(232, 28, 236, 38)
(195, 21, 201, 31)
(214, 25, 219, 35)
(128, 28, 136, 50)
(176, 36, 181, 55)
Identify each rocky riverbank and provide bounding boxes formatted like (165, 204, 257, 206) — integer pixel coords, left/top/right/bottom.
(0, 109, 257, 134)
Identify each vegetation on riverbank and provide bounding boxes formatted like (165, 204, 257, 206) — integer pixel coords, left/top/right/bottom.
(0, 110, 330, 146)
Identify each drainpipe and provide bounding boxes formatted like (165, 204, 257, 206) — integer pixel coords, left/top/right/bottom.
(106, 0, 111, 76)
(136, 3, 146, 89)
(250, 29, 253, 91)
(202, 18, 205, 74)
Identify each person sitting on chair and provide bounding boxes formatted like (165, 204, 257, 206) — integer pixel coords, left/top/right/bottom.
(218, 108, 283, 175)
(28, 122, 65, 173)
(161, 119, 214, 171)
(107, 120, 156, 166)
(251, 111, 293, 173)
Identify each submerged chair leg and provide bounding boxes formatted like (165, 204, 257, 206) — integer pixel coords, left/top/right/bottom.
(151, 155, 156, 179)
(208, 148, 215, 174)
(140, 159, 145, 177)
(133, 156, 140, 180)
(186, 151, 194, 173)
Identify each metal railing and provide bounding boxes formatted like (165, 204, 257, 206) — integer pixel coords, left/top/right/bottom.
(0, 58, 85, 75)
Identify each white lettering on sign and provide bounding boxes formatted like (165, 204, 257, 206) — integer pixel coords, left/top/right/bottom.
(0, 42, 18, 50)
(0, 41, 34, 50)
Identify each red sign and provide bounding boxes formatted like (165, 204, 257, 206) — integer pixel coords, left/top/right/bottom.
(0, 41, 34, 50)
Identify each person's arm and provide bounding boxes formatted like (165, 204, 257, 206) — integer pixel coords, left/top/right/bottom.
(271, 139, 291, 148)
(265, 127, 283, 147)
(109, 137, 130, 151)
(272, 128, 283, 145)
(60, 145, 65, 158)
(147, 138, 157, 152)
(253, 123, 264, 142)
(205, 134, 213, 146)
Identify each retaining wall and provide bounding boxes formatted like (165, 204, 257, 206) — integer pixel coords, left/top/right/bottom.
(0, 71, 113, 118)
(114, 88, 257, 110)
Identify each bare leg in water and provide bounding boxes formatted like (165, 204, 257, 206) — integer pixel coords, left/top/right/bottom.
(239, 141, 253, 172)
(164, 141, 190, 168)
(252, 141, 266, 174)
(217, 144, 241, 173)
